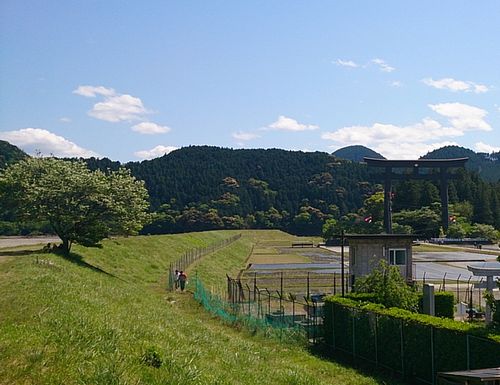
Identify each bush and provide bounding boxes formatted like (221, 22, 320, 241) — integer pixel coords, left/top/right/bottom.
(323, 296, 500, 383)
(418, 291, 455, 318)
(435, 292, 455, 318)
(345, 292, 379, 303)
(354, 260, 419, 311)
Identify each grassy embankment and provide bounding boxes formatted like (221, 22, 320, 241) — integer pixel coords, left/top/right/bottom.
(0, 230, 396, 385)
(413, 243, 500, 255)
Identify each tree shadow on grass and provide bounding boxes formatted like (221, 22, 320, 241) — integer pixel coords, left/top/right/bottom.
(62, 252, 118, 278)
(0, 249, 44, 257)
(307, 344, 408, 385)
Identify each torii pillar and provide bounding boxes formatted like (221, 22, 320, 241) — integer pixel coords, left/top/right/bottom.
(364, 158, 468, 234)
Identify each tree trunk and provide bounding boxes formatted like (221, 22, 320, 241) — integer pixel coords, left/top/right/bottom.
(61, 238, 71, 255)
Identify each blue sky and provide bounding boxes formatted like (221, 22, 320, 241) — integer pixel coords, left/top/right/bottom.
(1, 1, 499, 161)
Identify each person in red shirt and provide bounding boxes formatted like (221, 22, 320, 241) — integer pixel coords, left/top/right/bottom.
(178, 271, 188, 291)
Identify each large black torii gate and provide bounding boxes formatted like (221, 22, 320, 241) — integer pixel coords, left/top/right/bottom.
(364, 157, 468, 234)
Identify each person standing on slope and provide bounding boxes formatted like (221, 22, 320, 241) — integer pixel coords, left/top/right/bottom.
(178, 271, 188, 291)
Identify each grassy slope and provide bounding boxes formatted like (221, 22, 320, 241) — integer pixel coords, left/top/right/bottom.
(0, 231, 394, 385)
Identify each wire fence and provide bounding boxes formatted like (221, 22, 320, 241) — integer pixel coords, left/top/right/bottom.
(324, 302, 500, 385)
(167, 233, 241, 290)
(225, 275, 323, 343)
(238, 270, 351, 299)
(417, 273, 490, 315)
(194, 277, 309, 344)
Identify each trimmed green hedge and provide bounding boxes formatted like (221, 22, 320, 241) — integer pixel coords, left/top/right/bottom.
(418, 291, 455, 319)
(324, 296, 500, 384)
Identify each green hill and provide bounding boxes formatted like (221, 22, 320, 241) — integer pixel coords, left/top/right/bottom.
(0, 140, 27, 169)
(1, 142, 499, 234)
(422, 145, 500, 182)
(0, 231, 392, 385)
(125, 146, 374, 215)
(332, 145, 385, 162)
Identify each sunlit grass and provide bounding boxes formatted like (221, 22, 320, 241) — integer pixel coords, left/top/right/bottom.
(0, 230, 397, 385)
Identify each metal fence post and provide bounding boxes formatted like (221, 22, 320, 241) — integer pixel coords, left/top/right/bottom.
(352, 311, 356, 357)
(400, 319, 405, 376)
(466, 334, 470, 370)
(280, 272, 284, 300)
(254, 272, 257, 301)
(430, 326, 435, 385)
(246, 284, 251, 317)
(307, 272, 310, 299)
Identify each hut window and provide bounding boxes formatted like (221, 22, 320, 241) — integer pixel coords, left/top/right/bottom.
(389, 249, 406, 265)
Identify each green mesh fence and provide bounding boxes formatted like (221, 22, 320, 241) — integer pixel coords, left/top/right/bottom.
(193, 277, 309, 344)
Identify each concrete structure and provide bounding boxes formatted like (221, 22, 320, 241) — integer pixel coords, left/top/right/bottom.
(467, 262, 500, 323)
(422, 283, 435, 316)
(347, 234, 415, 283)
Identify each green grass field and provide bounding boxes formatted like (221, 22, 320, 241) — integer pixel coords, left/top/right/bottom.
(0, 231, 398, 385)
(413, 243, 500, 255)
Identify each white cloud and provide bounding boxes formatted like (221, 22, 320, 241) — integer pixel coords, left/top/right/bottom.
(264, 115, 318, 132)
(429, 102, 491, 131)
(473, 84, 489, 93)
(131, 122, 171, 135)
(73, 85, 116, 97)
(322, 102, 492, 159)
(333, 59, 359, 68)
(88, 94, 148, 122)
(232, 131, 260, 141)
(0, 128, 99, 158)
(390, 81, 403, 87)
(474, 142, 500, 153)
(371, 58, 395, 72)
(373, 141, 459, 160)
(73, 85, 149, 122)
(59, 117, 71, 123)
(422, 78, 489, 93)
(134, 145, 178, 159)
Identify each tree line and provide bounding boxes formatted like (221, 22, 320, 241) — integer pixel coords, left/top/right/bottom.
(1, 144, 499, 240)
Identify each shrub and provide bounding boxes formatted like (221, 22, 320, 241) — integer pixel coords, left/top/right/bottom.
(345, 292, 379, 304)
(418, 291, 455, 318)
(324, 295, 500, 383)
(354, 260, 419, 311)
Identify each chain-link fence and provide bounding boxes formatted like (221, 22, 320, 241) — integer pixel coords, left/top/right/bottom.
(225, 275, 323, 343)
(324, 301, 500, 385)
(238, 270, 351, 299)
(167, 233, 241, 290)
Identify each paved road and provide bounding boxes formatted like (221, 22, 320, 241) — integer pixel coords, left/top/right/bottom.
(0, 236, 60, 249)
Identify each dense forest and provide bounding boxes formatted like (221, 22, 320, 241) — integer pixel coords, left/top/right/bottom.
(0, 140, 26, 169)
(1, 142, 499, 238)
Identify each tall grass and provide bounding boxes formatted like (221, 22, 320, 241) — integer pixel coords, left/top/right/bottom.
(0, 231, 397, 385)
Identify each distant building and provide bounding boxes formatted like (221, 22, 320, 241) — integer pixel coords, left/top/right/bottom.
(346, 234, 415, 284)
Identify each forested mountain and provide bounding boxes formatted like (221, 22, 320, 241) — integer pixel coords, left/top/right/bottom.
(332, 145, 385, 162)
(422, 145, 500, 182)
(126, 146, 373, 213)
(1, 143, 499, 236)
(0, 140, 26, 169)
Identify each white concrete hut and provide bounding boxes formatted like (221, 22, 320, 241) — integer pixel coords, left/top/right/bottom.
(346, 234, 416, 284)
